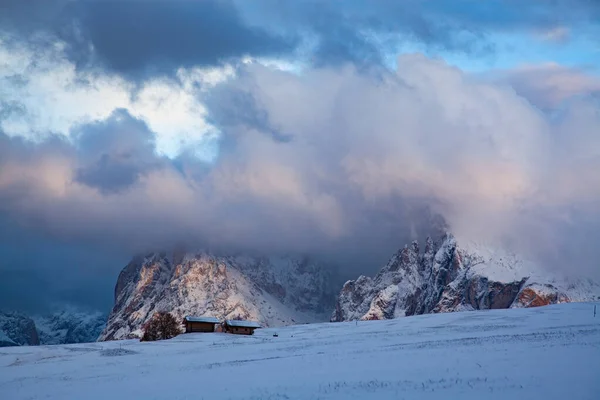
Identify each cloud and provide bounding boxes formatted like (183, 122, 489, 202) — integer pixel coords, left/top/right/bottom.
(2, 54, 600, 289)
(0, 37, 231, 158)
(72, 109, 163, 194)
(536, 26, 571, 43)
(0, 0, 298, 77)
(235, 0, 600, 67)
(70, 0, 298, 76)
(487, 63, 600, 109)
(3, 0, 599, 80)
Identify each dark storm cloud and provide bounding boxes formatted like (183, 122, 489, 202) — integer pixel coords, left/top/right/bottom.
(75, 155, 143, 194)
(73, 109, 162, 194)
(71, 0, 298, 76)
(0, 0, 299, 77)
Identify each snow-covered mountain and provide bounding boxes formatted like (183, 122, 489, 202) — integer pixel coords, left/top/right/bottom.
(0, 308, 106, 347)
(33, 308, 106, 345)
(100, 251, 339, 340)
(332, 233, 600, 321)
(0, 312, 39, 347)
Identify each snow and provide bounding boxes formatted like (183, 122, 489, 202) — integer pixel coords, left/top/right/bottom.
(1, 302, 599, 399)
(458, 239, 541, 283)
(184, 316, 220, 324)
(224, 320, 261, 328)
(458, 239, 600, 303)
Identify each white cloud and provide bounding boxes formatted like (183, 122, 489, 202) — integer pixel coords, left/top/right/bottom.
(0, 39, 131, 139)
(0, 38, 234, 159)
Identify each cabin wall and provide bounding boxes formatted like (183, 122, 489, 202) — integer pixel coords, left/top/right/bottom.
(186, 322, 216, 333)
(226, 326, 255, 335)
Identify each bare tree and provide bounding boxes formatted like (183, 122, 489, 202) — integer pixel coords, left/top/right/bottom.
(141, 312, 181, 342)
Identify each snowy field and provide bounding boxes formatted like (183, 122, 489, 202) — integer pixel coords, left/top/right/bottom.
(1, 303, 599, 400)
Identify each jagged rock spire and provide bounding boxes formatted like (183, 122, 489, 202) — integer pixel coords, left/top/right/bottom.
(331, 234, 600, 322)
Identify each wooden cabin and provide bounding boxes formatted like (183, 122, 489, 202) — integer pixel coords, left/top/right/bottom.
(222, 319, 261, 335)
(183, 316, 220, 333)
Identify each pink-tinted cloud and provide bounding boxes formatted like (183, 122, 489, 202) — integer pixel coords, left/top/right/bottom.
(488, 63, 600, 109)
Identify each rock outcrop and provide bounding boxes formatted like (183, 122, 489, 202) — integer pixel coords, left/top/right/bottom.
(100, 252, 338, 340)
(0, 312, 39, 347)
(332, 233, 600, 321)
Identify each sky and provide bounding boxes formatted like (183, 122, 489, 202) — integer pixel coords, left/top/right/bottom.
(1, 0, 600, 314)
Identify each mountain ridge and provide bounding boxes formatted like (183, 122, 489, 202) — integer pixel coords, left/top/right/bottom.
(331, 233, 600, 322)
(0, 308, 106, 347)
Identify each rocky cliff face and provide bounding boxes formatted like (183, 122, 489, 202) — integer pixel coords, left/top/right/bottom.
(0, 308, 106, 347)
(100, 252, 338, 340)
(0, 312, 39, 347)
(332, 233, 600, 322)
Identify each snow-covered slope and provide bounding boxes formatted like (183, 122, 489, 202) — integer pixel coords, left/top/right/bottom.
(1, 303, 599, 399)
(332, 233, 600, 321)
(100, 252, 338, 340)
(33, 308, 106, 345)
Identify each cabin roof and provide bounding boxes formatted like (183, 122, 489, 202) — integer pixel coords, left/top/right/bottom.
(184, 316, 220, 324)
(224, 319, 261, 328)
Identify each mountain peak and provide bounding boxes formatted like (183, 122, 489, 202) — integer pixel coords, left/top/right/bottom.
(100, 251, 339, 340)
(331, 234, 600, 322)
